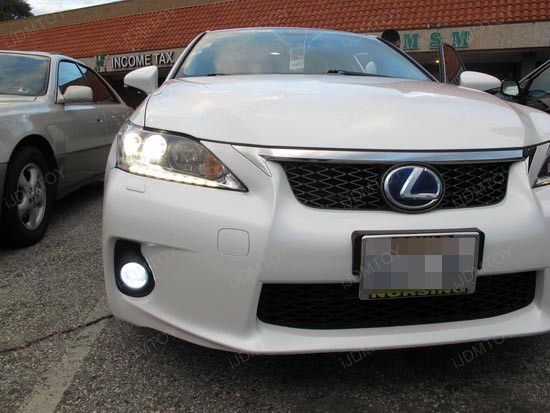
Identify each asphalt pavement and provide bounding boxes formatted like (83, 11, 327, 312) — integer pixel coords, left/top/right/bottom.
(1, 182, 550, 412)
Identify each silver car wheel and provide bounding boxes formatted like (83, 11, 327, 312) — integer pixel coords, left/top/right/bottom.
(17, 163, 47, 231)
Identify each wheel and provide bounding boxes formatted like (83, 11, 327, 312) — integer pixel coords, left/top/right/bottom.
(1, 146, 55, 247)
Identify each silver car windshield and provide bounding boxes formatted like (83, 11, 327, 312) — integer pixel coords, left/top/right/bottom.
(178, 28, 430, 81)
(0, 53, 50, 96)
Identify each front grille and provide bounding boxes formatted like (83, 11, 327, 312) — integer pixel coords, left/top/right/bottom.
(280, 161, 511, 210)
(257, 273, 536, 329)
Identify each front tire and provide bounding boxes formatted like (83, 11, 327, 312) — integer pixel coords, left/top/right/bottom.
(1, 147, 55, 247)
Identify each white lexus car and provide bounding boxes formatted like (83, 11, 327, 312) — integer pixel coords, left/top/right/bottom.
(103, 28, 550, 354)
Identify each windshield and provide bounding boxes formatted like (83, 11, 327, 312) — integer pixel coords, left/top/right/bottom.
(0, 53, 50, 96)
(178, 29, 430, 81)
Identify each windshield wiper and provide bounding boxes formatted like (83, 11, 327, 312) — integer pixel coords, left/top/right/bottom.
(326, 69, 388, 77)
(206, 73, 228, 76)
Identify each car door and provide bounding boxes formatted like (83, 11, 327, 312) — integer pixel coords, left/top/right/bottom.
(77, 64, 131, 143)
(520, 60, 550, 114)
(438, 43, 466, 85)
(56, 60, 108, 190)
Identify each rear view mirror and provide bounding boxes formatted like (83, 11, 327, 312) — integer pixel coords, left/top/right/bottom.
(501, 79, 520, 97)
(124, 66, 159, 95)
(459, 71, 501, 92)
(62, 85, 93, 103)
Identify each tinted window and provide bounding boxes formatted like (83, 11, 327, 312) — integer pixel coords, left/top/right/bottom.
(79, 65, 117, 103)
(528, 65, 550, 96)
(440, 44, 464, 85)
(0, 53, 49, 96)
(525, 64, 550, 113)
(58, 61, 88, 96)
(178, 29, 430, 81)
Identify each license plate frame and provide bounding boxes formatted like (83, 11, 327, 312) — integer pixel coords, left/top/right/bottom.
(354, 230, 483, 301)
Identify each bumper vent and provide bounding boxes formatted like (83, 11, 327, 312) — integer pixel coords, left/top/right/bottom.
(257, 272, 536, 329)
(280, 161, 511, 210)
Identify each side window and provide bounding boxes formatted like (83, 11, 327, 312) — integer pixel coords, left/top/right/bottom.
(529, 66, 550, 94)
(78, 65, 117, 103)
(525, 64, 550, 113)
(58, 61, 88, 96)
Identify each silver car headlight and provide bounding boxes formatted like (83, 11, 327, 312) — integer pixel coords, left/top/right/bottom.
(535, 147, 550, 188)
(116, 123, 246, 191)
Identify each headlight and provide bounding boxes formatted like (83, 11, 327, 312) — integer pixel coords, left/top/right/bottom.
(535, 147, 550, 188)
(117, 123, 246, 191)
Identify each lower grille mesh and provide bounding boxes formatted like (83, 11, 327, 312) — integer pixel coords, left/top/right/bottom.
(257, 273, 536, 329)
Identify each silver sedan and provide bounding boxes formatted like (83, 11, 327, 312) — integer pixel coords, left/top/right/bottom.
(0, 51, 132, 247)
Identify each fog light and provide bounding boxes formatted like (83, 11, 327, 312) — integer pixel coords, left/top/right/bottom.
(114, 240, 155, 297)
(120, 263, 149, 290)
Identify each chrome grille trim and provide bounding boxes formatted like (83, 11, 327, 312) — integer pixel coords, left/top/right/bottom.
(232, 146, 526, 176)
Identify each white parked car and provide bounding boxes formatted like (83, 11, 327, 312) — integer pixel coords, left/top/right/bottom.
(103, 28, 550, 354)
(0, 51, 131, 247)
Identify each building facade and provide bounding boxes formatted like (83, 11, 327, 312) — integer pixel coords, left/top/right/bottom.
(1, 0, 549, 104)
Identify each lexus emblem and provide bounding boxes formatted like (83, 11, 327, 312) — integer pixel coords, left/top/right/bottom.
(383, 165, 443, 212)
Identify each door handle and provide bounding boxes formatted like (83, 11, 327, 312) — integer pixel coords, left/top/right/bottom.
(96, 118, 104, 123)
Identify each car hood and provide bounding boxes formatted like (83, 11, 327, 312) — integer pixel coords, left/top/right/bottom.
(141, 75, 550, 150)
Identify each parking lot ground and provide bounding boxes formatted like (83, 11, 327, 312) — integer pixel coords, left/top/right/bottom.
(2, 183, 550, 412)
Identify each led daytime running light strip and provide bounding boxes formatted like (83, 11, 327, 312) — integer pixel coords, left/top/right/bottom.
(128, 164, 222, 188)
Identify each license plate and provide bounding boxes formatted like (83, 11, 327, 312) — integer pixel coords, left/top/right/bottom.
(358, 232, 480, 300)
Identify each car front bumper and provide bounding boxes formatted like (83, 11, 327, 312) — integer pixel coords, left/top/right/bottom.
(103, 143, 550, 354)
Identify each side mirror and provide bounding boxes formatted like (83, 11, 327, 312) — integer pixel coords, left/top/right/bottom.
(459, 71, 501, 92)
(62, 85, 93, 103)
(501, 79, 520, 97)
(124, 66, 159, 95)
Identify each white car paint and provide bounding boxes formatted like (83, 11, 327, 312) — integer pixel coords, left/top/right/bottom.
(459, 71, 501, 93)
(143, 75, 548, 150)
(103, 28, 550, 354)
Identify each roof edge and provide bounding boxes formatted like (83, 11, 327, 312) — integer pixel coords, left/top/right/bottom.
(0, 0, 232, 35)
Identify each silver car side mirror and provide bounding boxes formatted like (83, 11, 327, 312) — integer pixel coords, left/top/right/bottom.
(61, 85, 93, 103)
